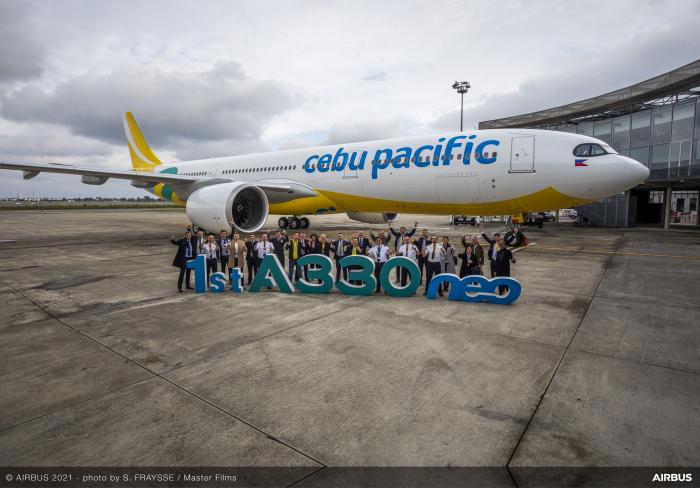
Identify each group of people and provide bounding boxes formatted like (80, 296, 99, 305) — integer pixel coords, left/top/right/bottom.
(171, 222, 516, 296)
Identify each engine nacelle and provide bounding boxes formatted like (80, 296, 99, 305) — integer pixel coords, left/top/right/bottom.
(186, 182, 268, 233)
(346, 212, 400, 224)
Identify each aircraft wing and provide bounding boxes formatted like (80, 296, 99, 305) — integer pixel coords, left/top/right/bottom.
(0, 160, 316, 198)
(0, 160, 197, 184)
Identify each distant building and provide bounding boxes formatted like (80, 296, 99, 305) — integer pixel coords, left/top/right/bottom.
(479, 59, 700, 228)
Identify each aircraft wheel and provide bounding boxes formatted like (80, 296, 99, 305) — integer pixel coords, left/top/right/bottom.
(300, 217, 310, 229)
(289, 217, 301, 229)
(278, 217, 289, 229)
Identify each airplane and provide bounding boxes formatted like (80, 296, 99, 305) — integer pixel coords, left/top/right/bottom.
(0, 112, 649, 233)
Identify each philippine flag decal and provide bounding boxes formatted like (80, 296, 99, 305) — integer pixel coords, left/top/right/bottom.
(575, 159, 588, 167)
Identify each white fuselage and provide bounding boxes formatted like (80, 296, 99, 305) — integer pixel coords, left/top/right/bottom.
(154, 129, 649, 215)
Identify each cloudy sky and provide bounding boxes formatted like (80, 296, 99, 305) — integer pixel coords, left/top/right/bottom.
(1, 0, 699, 197)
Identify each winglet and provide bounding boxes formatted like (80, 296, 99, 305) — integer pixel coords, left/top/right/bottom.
(123, 112, 161, 171)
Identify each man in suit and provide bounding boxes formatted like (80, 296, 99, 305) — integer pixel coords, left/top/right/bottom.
(423, 235, 444, 296)
(191, 229, 206, 257)
(218, 230, 230, 277)
(245, 234, 258, 285)
(171, 230, 194, 292)
(357, 231, 371, 254)
(285, 232, 304, 281)
(389, 222, 418, 281)
(227, 232, 246, 281)
(414, 228, 431, 285)
(331, 232, 349, 283)
(270, 230, 288, 269)
(368, 237, 392, 293)
(480, 225, 501, 278)
(203, 234, 219, 280)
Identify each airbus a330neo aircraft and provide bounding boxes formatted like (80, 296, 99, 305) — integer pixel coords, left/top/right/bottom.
(0, 112, 649, 232)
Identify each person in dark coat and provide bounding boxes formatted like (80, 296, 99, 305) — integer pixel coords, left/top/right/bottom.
(462, 235, 484, 274)
(495, 237, 517, 295)
(479, 225, 501, 278)
(356, 231, 371, 254)
(458, 245, 480, 278)
(414, 228, 431, 285)
(245, 234, 258, 285)
(344, 237, 365, 285)
(270, 230, 288, 268)
(170, 230, 194, 292)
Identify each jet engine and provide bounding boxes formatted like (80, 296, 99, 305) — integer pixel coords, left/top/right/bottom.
(346, 212, 400, 224)
(186, 182, 268, 233)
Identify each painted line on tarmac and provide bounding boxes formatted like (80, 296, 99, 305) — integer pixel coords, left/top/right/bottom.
(521, 245, 700, 260)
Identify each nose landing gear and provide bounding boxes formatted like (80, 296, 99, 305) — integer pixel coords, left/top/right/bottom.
(279, 216, 309, 229)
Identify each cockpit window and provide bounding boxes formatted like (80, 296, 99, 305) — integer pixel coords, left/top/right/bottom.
(573, 143, 608, 157)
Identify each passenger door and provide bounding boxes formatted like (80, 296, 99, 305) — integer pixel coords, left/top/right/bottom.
(510, 136, 535, 173)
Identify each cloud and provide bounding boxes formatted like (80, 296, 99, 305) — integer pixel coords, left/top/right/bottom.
(324, 117, 416, 145)
(0, 61, 304, 160)
(0, 1, 46, 82)
(432, 14, 700, 131)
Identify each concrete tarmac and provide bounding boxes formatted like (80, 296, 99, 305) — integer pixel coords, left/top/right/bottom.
(0, 209, 699, 485)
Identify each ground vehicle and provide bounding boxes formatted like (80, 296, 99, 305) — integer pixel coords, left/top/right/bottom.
(450, 215, 478, 226)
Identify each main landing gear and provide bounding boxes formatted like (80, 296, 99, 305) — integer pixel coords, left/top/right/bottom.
(278, 216, 309, 229)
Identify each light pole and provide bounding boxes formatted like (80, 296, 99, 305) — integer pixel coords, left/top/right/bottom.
(451, 81, 471, 131)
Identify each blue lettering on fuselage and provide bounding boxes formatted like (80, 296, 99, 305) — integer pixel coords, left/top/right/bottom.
(306, 136, 500, 179)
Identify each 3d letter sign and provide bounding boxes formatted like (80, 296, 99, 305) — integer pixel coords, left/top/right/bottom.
(186, 254, 520, 304)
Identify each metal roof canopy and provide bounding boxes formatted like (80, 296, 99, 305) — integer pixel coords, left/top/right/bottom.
(479, 59, 700, 129)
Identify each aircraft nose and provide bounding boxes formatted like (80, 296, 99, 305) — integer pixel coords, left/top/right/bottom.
(624, 156, 650, 185)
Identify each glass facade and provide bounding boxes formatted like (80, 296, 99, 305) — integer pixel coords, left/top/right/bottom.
(548, 96, 700, 181)
(612, 115, 630, 150)
(594, 120, 612, 145)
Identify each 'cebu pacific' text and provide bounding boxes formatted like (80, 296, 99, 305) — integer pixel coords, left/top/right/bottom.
(303, 135, 500, 179)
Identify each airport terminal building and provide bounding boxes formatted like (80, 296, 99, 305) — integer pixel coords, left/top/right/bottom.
(479, 59, 700, 228)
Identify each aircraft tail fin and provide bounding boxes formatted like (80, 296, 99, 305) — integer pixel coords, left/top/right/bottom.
(123, 112, 161, 171)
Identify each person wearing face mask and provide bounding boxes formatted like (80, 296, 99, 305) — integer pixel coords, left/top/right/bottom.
(422, 235, 444, 297)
